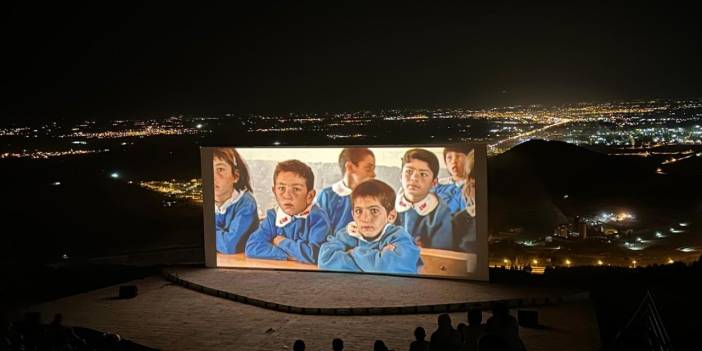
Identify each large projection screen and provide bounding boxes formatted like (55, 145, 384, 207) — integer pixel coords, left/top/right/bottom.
(201, 145, 488, 280)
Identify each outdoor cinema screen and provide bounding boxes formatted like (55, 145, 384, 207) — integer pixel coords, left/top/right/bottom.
(200, 145, 488, 280)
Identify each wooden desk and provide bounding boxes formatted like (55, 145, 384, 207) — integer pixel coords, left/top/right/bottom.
(419, 248, 477, 276)
(217, 249, 477, 277)
(217, 253, 318, 270)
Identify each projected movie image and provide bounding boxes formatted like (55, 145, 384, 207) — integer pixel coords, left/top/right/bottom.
(203, 145, 487, 279)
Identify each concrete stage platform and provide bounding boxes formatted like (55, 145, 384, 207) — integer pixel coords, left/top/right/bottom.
(165, 267, 583, 315)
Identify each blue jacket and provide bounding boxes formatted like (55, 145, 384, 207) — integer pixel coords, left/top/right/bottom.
(244, 204, 331, 264)
(433, 177, 468, 215)
(315, 180, 354, 235)
(318, 224, 421, 274)
(215, 191, 259, 254)
(395, 191, 454, 250)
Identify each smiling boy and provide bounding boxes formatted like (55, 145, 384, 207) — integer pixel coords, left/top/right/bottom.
(244, 160, 331, 264)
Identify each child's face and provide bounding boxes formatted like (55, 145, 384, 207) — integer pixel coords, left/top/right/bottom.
(445, 152, 467, 179)
(352, 196, 396, 239)
(401, 158, 437, 201)
(273, 171, 316, 216)
(347, 154, 376, 186)
(213, 157, 239, 202)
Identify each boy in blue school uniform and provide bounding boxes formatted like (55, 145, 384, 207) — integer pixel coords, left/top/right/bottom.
(395, 148, 455, 250)
(213, 148, 259, 254)
(316, 148, 376, 234)
(433, 145, 475, 215)
(318, 179, 421, 274)
(245, 160, 331, 264)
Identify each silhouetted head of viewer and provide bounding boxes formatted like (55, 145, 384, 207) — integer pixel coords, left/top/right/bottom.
(414, 326, 426, 341)
(437, 313, 453, 329)
(293, 339, 305, 351)
(492, 302, 510, 317)
(374, 339, 389, 351)
(332, 338, 343, 351)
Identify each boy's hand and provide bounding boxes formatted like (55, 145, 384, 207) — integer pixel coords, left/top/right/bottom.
(272, 235, 287, 246)
(346, 248, 355, 254)
(383, 244, 396, 252)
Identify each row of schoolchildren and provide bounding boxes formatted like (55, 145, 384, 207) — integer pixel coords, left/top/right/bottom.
(213, 146, 477, 274)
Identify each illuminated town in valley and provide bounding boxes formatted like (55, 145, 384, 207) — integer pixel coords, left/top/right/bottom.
(2, 98, 700, 270)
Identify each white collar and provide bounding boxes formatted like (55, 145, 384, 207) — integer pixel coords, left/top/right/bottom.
(438, 176, 465, 186)
(214, 189, 243, 215)
(346, 222, 390, 243)
(395, 189, 439, 216)
(275, 204, 313, 227)
(331, 179, 352, 197)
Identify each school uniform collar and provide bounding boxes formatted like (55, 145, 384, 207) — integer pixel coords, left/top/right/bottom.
(395, 189, 439, 216)
(438, 176, 465, 186)
(275, 204, 313, 228)
(346, 222, 391, 243)
(331, 179, 352, 197)
(214, 189, 243, 215)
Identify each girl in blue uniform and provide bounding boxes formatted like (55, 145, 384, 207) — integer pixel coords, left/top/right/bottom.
(434, 145, 474, 215)
(213, 148, 258, 254)
(395, 149, 454, 250)
(319, 179, 420, 274)
(316, 148, 376, 234)
(450, 149, 477, 252)
(245, 160, 331, 264)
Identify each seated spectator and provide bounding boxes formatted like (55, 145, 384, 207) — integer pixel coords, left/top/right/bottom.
(332, 337, 344, 351)
(462, 308, 485, 351)
(409, 326, 430, 351)
(477, 334, 511, 351)
(374, 339, 390, 351)
(293, 339, 306, 351)
(430, 314, 460, 351)
(485, 303, 526, 351)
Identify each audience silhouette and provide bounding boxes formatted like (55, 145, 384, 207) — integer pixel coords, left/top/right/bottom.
(332, 337, 343, 351)
(430, 313, 461, 351)
(293, 339, 306, 351)
(485, 303, 526, 351)
(374, 339, 390, 351)
(409, 326, 430, 351)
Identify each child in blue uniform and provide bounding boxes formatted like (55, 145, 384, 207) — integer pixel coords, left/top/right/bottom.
(449, 148, 477, 252)
(316, 148, 376, 234)
(434, 145, 475, 215)
(318, 179, 420, 274)
(245, 160, 331, 264)
(395, 148, 454, 250)
(213, 148, 259, 254)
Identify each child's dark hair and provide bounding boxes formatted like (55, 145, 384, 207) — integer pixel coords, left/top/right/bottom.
(442, 144, 473, 161)
(338, 148, 374, 174)
(401, 148, 440, 180)
(212, 147, 253, 192)
(414, 326, 426, 340)
(273, 159, 315, 191)
(351, 179, 396, 213)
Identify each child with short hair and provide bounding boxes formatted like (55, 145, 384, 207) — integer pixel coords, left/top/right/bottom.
(434, 145, 475, 215)
(316, 148, 376, 234)
(395, 148, 454, 250)
(213, 148, 259, 254)
(318, 179, 420, 274)
(245, 160, 331, 264)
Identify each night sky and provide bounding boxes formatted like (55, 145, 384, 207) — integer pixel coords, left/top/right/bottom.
(2, 2, 701, 122)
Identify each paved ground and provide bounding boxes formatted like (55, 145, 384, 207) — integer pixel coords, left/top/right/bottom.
(169, 267, 572, 309)
(21, 276, 600, 351)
